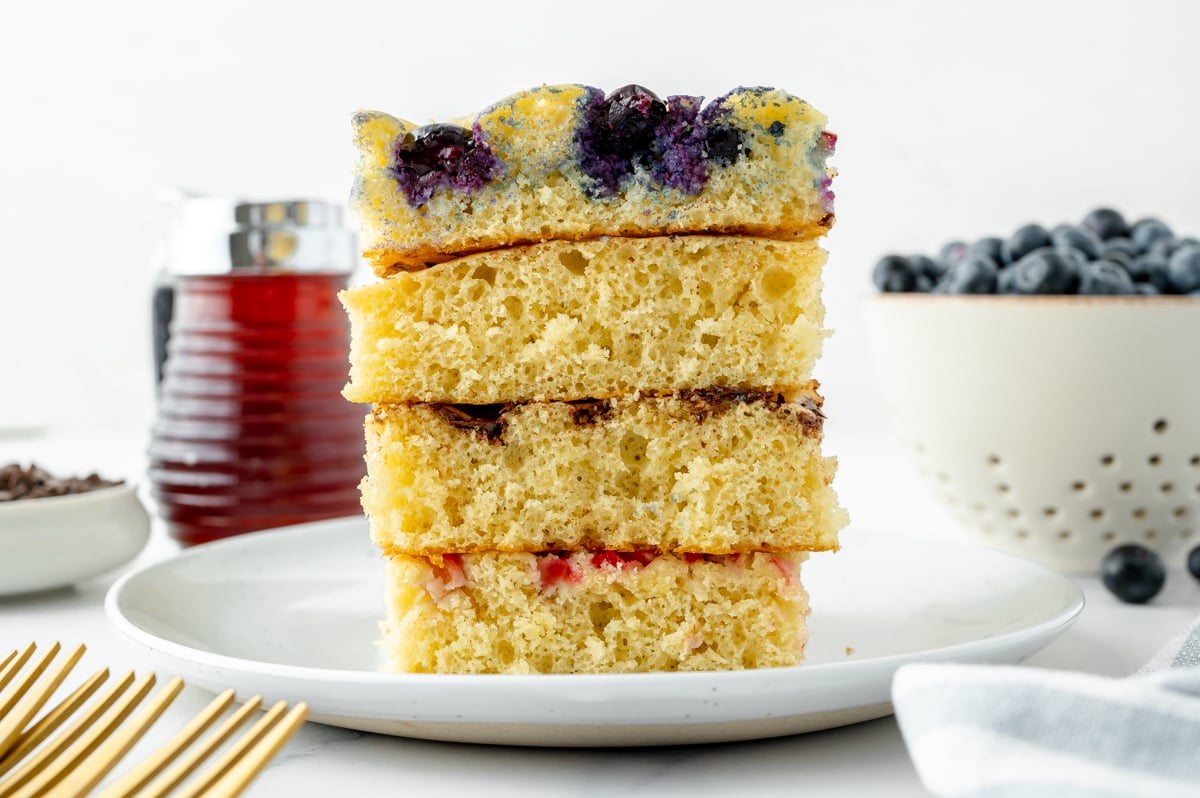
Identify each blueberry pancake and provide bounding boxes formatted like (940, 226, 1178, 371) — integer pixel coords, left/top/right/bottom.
(352, 84, 837, 275)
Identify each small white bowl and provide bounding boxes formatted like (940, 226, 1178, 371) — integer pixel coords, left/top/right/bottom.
(0, 482, 151, 595)
(865, 294, 1200, 574)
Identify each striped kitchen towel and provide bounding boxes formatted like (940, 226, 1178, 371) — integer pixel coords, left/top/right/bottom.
(892, 615, 1200, 797)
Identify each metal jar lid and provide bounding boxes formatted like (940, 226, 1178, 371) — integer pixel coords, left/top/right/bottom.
(163, 195, 358, 275)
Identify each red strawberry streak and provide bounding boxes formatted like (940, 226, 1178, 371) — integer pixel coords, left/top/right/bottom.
(589, 551, 624, 569)
(538, 550, 730, 586)
(425, 553, 468, 602)
(770, 555, 797, 585)
(537, 555, 580, 586)
(586, 550, 660, 571)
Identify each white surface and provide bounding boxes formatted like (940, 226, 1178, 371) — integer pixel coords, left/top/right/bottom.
(105, 518, 1082, 746)
(865, 295, 1200, 573)
(0, 430, 1196, 796)
(4, 0, 1200, 442)
(0, 482, 150, 595)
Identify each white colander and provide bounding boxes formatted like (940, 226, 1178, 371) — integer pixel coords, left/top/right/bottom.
(865, 294, 1200, 574)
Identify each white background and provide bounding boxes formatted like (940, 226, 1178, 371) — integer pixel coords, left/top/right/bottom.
(2, 0, 1198, 449)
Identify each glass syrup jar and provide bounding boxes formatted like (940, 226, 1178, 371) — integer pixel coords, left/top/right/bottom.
(149, 197, 366, 546)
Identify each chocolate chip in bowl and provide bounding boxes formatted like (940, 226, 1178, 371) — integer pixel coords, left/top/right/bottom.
(0, 462, 123, 502)
(865, 208, 1200, 576)
(0, 462, 149, 596)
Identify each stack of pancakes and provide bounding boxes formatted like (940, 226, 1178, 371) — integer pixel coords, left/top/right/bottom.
(341, 84, 845, 673)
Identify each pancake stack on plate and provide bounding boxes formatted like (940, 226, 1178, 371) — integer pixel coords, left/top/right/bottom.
(341, 84, 846, 673)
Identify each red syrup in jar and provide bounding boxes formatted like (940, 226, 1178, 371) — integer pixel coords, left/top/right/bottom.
(150, 270, 365, 546)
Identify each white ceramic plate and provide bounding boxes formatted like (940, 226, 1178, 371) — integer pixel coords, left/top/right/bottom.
(106, 518, 1083, 747)
(0, 483, 150, 596)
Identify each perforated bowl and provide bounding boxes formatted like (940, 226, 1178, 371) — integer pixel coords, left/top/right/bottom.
(865, 294, 1200, 574)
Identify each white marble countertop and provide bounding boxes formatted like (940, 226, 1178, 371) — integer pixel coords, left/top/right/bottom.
(2, 428, 1197, 797)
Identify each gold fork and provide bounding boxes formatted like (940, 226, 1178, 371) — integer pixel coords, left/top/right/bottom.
(0, 643, 308, 798)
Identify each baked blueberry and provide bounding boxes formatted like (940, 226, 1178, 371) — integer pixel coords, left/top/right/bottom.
(652, 94, 707, 194)
(1101, 544, 1166, 604)
(1168, 244, 1200, 293)
(941, 256, 998, 294)
(873, 255, 917, 292)
(1082, 207, 1129, 241)
(1136, 282, 1161, 295)
(1078, 260, 1136, 295)
(1130, 218, 1173, 253)
(605, 85, 668, 159)
(1002, 224, 1052, 264)
(577, 84, 671, 196)
(704, 125, 743, 166)
(1051, 224, 1103, 260)
(389, 123, 503, 206)
(1010, 250, 1074, 294)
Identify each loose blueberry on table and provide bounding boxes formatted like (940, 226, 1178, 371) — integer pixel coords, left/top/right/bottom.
(872, 208, 1200, 296)
(1100, 544, 1166, 604)
(1188, 545, 1200, 582)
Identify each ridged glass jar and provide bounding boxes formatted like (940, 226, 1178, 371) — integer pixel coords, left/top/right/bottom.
(149, 198, 365, 545)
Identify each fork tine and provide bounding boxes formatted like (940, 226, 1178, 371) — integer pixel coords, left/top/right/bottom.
(45, 677, 183, 798)
(0, 668, 109, 779)
(95, 688, 237, 798)
(0, 643, 61, 724)
(132, 695, 263, 798)
(0, 647, 307, 798)
(0, 644, 85, 762)
(171, 700, 290, 798)
(0, 645, 36, 695)
(0, 671, 149, 798)
(201, 703, 308, 798)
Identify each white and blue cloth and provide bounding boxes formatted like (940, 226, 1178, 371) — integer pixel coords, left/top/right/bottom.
(893, 616, 1200, 797)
